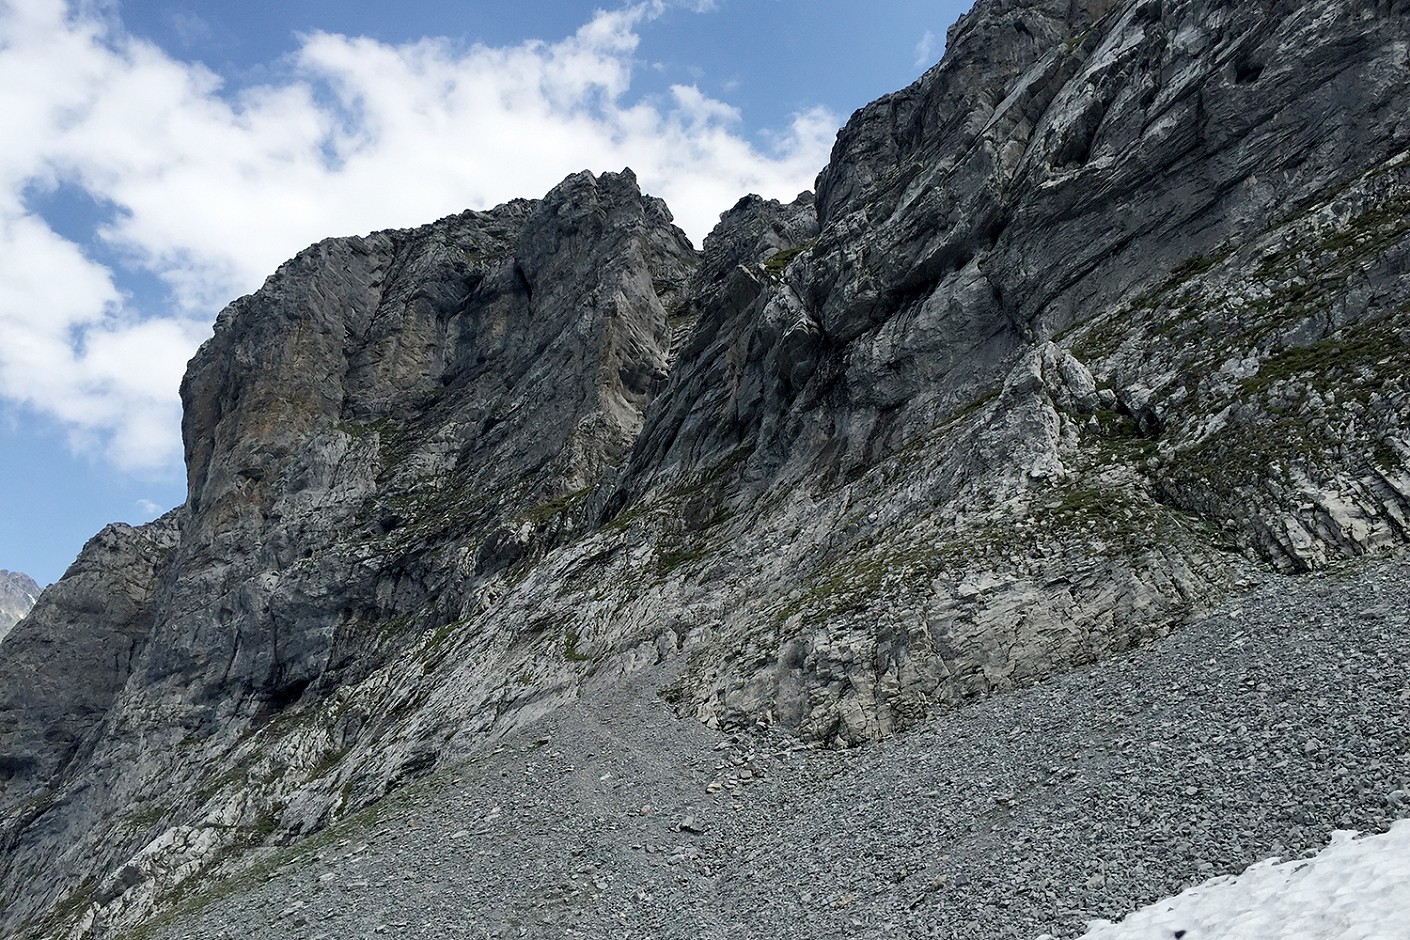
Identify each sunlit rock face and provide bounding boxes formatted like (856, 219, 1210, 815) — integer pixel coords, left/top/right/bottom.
(0, 569, 40, 642)
(2, 0, 1409, 936)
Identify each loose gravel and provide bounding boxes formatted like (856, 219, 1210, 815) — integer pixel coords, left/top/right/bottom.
(148, 555, 1410, 940)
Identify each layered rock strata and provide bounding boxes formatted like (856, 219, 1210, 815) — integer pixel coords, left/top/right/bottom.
(2, 0, 1408, 936)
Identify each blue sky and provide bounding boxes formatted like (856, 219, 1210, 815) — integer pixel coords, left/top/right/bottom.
(0, 0, 972, 585)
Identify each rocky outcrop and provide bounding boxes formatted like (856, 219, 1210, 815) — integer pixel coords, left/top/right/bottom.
(600, 0, 1410, 734)
(2, 0, 1409, 937)
(0, 569, 40, 643)
(153, 167, 693, 725)
(0, 522, 177, 788)
(0, 169, 699, 937)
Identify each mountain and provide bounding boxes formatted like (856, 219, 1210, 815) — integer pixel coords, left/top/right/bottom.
(64, 557, 1410, 940)
(2, 0, 1408, 936)
(0, 570, 40, 643)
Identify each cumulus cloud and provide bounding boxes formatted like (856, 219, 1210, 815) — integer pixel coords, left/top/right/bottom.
(0, 0, 837, 474)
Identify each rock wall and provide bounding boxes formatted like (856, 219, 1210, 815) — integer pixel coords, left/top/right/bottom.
(0, 170, 698, 936)
(1, 0, 1408, 936)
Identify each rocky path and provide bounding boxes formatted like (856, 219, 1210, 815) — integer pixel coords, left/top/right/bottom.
(144, 556, 1410, 940)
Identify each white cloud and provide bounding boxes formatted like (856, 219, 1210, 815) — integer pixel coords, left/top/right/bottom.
(0, 0, 838, 475)
(915, 29, 938, 68)
(166, 11, 214, 50)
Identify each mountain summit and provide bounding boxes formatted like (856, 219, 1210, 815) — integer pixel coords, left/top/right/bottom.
(2, 0, 1408, 936)
(0, 569, 39, 643)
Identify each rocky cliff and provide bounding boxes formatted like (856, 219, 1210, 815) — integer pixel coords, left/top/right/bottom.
(2, 0, 1408, 936)
(0, 570, 40, 644)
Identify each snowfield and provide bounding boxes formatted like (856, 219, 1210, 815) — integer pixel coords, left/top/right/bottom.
(1060, 820, 1410, 940)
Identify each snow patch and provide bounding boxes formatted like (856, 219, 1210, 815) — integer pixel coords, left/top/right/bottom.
(1048, 820, 1410, 940)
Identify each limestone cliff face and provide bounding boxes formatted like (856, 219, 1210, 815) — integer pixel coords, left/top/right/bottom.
(0, 569, 39, 643)
(0, 170, 697, 936)
(153, 168, 692, 724)
(3, 0, 1410, 936)
(606, 0, 1410, 737)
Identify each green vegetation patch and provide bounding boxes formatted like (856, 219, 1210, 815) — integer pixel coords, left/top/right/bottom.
(775, 478, 1187, 632)
(309, 747, 349, 782)
(1088, 408, 1159, 462)
(762, 238, 818, 279)
(652, 545, 712, 577)
(563, 627, 592, 663)
(518, 485, 592, 527)
(1374, 439, 1403, 473)
(951, 386, 1002, 424)
(418, 616, 475, 669)
(22, 877, 98, 939)
(1240, 319, 1407, 396)
(1071, 308, 1135, 359)
(602, 447, 749, 542)
(252, 811, 278, 838)
(1162, 407, 1324, 496)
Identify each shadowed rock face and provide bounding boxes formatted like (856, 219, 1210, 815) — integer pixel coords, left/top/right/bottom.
(3, 0, 1410, 936)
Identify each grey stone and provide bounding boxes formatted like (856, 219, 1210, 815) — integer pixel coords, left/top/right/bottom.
(3, 0, 1410, 937)
(0, 569, 40, 642)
